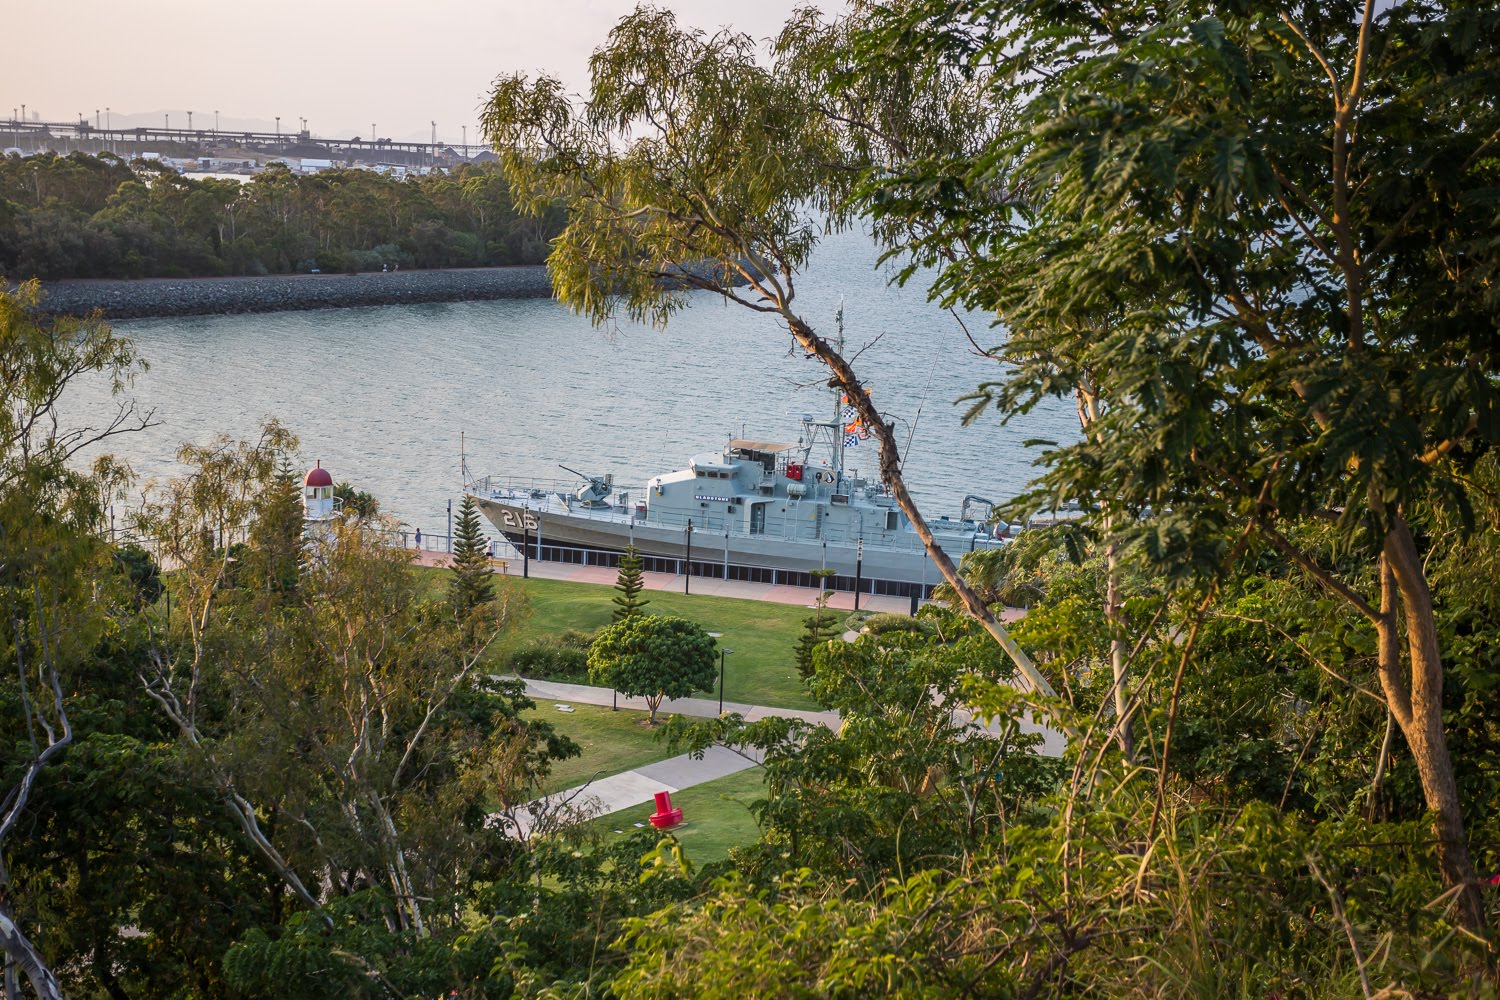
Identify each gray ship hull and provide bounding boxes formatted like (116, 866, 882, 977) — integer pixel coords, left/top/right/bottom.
(473, 494, 993, 599)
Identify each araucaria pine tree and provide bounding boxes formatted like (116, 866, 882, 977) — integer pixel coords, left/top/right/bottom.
(611, 545, 650, 622)
(449, 494, 495, 614)
(248, 457, 305, 595)
(793, 571, 842, 680)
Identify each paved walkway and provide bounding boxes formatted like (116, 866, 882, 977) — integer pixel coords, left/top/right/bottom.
(509, 744, 764, 838)
(503, 673, 1066, 837)
(411, 547, 918, 613)
(522, 677, 841, 728)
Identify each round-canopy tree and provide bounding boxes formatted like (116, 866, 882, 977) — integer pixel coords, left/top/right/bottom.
(587, 614, 717, 725)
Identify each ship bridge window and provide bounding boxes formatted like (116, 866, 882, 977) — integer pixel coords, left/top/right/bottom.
(886, 510, 899, 531)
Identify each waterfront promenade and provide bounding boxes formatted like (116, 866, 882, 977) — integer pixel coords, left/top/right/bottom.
(409, 545, 929, 614)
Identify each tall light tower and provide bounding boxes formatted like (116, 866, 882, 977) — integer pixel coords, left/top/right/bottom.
(214, 109, 219, 133)
(187, 110, 193, 131)
(165, 113, 170, 130)
(275, 116, 281, 139)
(430, 120, 436, 170)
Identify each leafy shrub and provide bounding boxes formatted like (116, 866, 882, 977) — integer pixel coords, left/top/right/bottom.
(503, 637, 589, 681)
(860, 612, 932, 637)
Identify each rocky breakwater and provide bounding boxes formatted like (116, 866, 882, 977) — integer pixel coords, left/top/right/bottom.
(31, 267, 556, 320)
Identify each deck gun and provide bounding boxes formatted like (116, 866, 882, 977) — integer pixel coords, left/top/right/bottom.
(560, 465, 612, 507)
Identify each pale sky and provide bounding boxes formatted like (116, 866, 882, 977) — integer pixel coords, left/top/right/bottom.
(5, 1, 840, 144)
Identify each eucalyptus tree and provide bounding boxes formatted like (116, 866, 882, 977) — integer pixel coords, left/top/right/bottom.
(137, 431, 543, 937)
(0, 280, 145, 999)
(843, 0, 1500, 929)
(480, 5, 1062, 709)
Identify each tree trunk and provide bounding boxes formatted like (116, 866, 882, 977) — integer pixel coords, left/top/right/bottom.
(783, 315, 1068, 722)
(0, 906, 64, 1000)
(1381, 518, 1485, 933)
(1104, 521, 1135, 762)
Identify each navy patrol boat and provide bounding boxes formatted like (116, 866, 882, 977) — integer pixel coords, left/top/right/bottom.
(465, 387, 1029, 600)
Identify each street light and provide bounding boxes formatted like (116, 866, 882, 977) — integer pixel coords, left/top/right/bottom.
(187, 110, 193, 131)
(683, 519, 694, 595)
(853, 535, 865, 611)
(275, 116, 280, 139)
(214, 109, 219, 133)
(717, 647, 734, 714)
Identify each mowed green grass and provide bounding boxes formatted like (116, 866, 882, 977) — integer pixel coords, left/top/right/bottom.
(583, 767, 766, 864)
(419, 568, 819, 710)
(525, 702, 680, 795)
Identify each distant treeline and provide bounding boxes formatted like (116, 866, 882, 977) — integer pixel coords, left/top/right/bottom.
(0, 152, 566, 280)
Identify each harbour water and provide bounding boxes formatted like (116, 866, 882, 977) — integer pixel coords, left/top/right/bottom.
(66, 228, 1080, 536)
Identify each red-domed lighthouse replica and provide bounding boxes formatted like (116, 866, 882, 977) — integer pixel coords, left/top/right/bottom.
(303, 460, 336, 539)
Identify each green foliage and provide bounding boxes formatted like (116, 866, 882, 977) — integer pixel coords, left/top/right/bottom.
(0, 279, 163, 996)
(449, 492, 495, 615)
(245, 456, 303, 596)
(502, 634, 590, 682)
(587, 614, 718, 723)
(611, 544, 650, 622)
(791, 601, 841, 682)
(0, 153, 565, 279)
(112, 541, 162, 607)
(857, 612, 931, 637)
(333, 480, 378, 520)
(480, 6, 859, 329)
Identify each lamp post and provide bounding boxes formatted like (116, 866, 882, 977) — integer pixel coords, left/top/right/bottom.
(683, 519, 694, 595)
(275, 116, 280, 140)
(187, 110, 193, 131)
(214, 109, 219, 133)
(853, 535, 864, 611)
(718, 647, 733, 714)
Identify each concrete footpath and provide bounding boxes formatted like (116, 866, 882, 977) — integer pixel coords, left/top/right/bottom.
(504, 679, 827, 838)
(521, 677, 840, 728)
(504, 675, 1065, 837)
(411, 547, 917, 614)
(510, 744, 764, 839)
(458, 553, 1060, 834)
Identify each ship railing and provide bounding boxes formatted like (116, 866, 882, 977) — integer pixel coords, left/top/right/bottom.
(466, 474, 604, 498)
(631, 505, 941, 554)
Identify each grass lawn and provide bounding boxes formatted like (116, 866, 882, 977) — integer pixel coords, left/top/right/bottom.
(525, 702, 682, 795)
(582, 766, 766, 865)
(420, 568, 819, 710)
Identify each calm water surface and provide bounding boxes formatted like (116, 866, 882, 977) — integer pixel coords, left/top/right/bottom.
(70, 230, 1079, 535)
